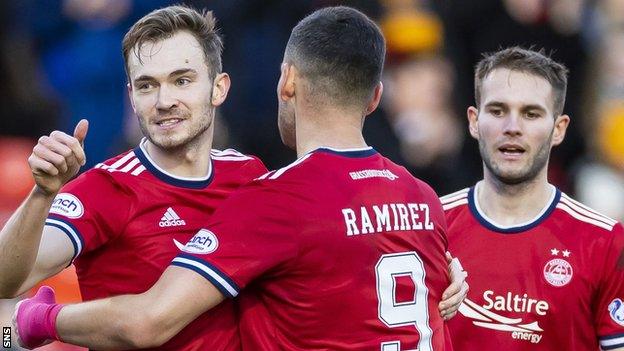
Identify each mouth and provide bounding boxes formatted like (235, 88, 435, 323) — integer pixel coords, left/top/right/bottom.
(155, 118, 183, 128)
(498, 144, 526, 157)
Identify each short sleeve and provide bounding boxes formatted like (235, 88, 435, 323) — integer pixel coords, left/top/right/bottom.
(595, 223, 624, 350)
(171, 181, 299, 298)
(45, 170, 131, 261)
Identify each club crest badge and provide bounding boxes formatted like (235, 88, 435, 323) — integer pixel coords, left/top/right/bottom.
(543, 258, 573, 287)
(609, 299, 624, 327)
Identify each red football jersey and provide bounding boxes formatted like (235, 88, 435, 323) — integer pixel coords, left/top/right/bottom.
(442, 184, 624, 351)
(45, 139, 267, 351)
(172, 147, 452, 350)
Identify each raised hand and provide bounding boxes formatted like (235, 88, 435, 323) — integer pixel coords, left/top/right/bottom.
(28, 120, 89, 195)
(439, 251, 469, 320)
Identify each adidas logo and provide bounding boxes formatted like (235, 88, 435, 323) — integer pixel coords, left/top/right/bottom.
(159, 207, 186, 227)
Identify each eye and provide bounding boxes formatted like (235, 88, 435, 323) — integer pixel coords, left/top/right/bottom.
(136, 82, 154, 91)
(489, 108, 504, 117)
(526, 111, 541, 119)
(176, 77, 191, 86)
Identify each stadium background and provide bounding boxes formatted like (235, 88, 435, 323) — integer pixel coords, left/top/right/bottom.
(0, 0, 622, 349)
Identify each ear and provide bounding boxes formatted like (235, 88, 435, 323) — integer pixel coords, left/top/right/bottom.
(211, 73, 231, 107)
(467, 106, 479, 140)
(277, 63, 296, 103)
(127, 83, 136, 112)
(551, 114, 570, 146)
(365, 82, 384, 116)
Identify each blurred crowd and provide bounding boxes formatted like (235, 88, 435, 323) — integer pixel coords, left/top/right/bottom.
(0, 0, 623, 348)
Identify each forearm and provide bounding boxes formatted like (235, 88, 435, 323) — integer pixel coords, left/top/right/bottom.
(0, 187, 55, 297)
(55, 268, 214, 350)
(56, 294, 159, 350)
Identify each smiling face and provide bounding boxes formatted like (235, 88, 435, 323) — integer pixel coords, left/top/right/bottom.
(127, 31, 224, 151)
(468, 68, 569, 185)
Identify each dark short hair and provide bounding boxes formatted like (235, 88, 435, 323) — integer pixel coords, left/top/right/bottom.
(122, 5, 223, 80)
(285, 6, 386, 107)
(474, 46, 569, 116)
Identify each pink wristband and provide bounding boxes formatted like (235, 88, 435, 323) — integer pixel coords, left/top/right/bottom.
(16, 287, 64, 348)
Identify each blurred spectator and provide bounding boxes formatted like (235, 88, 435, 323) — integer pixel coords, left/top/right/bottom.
(574, 8, 624, 222)
(0, 2, 60, 138)
(364, 0, 466, 194)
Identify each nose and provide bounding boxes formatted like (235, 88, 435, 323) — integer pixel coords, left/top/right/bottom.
(155, 85, 179, 110)
(503, 112, 522, 137)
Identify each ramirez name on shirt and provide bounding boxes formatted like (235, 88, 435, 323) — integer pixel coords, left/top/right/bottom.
(341, 203, 434, 236)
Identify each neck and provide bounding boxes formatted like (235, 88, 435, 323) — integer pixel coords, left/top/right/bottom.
(144, 127, 214, 178)
(476, 169, 553, 226)
(295, 105, 368, 157)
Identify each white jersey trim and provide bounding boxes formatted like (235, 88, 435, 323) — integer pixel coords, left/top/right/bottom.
(442, 198, 468, 211)
(473, 182, 558, 230)
(211, 148, 253, 161)
(560, 193, 617, 226)
(440, 188, 470, 205)
(269, 153, 312, 180)
(45, 218, 83, 260)
(600, 334, 624, 349)
(95, 152, 145, 176)
(138, 138, 212, 181)
(171, 257, 239, 297)
(556, 203, 615, 231)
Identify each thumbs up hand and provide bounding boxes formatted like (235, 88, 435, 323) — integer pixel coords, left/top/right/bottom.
(28, 119, 90, 195)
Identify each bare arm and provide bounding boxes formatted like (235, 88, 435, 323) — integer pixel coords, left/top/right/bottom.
(55, 266, 224, 349)
(0, 121, 88, 297)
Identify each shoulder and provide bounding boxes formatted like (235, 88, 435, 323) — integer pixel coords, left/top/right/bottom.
(62, 151, 137, 195)
(211, 148, 256, 162)
(50, 152, 137, 220)
(254, 152, 316, 182)
(211, 148, 268, 177)
(555, 192, 620, 233)
(93, 149, 146, 178)
(439, 187, 470, 212)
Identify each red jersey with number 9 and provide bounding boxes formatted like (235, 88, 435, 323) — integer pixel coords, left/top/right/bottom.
(172, 147, 452, 350)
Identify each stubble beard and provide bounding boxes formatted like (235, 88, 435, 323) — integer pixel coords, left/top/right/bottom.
(479, 133, 553, 186)
(138, 108, 213, 152)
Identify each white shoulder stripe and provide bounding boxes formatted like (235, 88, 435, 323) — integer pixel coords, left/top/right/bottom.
(440, 191, 470, 205)
(131, 165, 146, 176)
(269, 153, 312, 179)
(256, 171, 273, 180)
(103, 152, 135, 170)
(95, 152, 145, 177)
(113, 158, 140, 173)
(560, 193, 617, 225)
(443, 198, 468, 211)
(211, 148, 247, 157)
(556, 203, 614, 231)
(559, 197, 617, 227)
(440, 187, 470, 199)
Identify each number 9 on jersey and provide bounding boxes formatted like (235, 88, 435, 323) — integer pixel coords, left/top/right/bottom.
(376, 252, 433, 351)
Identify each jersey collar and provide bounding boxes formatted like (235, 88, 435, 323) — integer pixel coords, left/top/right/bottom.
(314, 146, 377, 158)
(468, 182, 561, 233)
(134, 138, 214, 189)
